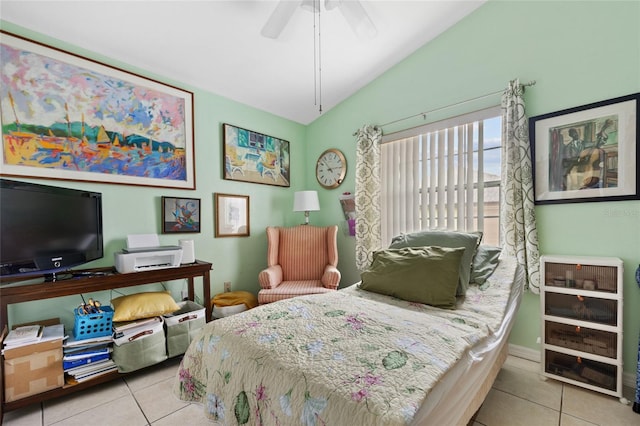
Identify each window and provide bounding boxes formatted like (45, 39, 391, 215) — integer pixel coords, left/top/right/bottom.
(380, 106, 502, 246)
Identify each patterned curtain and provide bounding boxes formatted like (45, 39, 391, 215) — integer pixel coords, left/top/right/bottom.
(354, 125, 383, 271)
(500, 79, 541, 293)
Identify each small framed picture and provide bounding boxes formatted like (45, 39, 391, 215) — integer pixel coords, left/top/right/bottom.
(215, 193, 250, 237)
(529, 93, 639, 204)
(161, 197, 201, 234)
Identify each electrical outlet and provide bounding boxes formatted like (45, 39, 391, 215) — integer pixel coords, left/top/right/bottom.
(224, 281, 231, 292)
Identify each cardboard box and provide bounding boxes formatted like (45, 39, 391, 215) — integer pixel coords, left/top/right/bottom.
(2, 319, 64, 402)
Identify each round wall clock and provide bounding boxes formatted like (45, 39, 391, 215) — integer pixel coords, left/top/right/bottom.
(316, 148, 347, 189)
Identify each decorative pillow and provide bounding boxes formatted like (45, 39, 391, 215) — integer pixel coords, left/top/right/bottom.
(389, 230, 482, 296)
(212, 291, 258, 310)
(360, 246, 465, 309)
(111, 291, 180, 322)
(470, 245, 502, 285)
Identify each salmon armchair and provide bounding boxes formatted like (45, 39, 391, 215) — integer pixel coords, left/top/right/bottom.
(258, 225, 341, 304)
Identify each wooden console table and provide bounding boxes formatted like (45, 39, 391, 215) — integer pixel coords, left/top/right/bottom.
(0, 260, 212, 418)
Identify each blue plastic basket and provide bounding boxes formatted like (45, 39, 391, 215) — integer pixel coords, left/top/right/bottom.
(73, 306, 114, 340)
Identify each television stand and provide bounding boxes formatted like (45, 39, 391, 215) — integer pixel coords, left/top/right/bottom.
(0, 260, 212, 420)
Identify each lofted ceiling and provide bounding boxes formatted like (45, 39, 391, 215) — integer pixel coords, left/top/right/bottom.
(1, 1, 486, 125)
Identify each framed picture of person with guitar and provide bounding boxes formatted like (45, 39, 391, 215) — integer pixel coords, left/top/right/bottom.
(530, 93, 639, 204)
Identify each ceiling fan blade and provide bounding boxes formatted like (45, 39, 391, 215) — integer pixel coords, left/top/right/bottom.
(338, 0, 377, 40)
(324, 0, 341, 11)
(261, 0, 302, 39)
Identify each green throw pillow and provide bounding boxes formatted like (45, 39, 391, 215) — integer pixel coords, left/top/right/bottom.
(389, 230, 482, 296)
(470, 245, 502, 285)
(360, 246, 465, 309)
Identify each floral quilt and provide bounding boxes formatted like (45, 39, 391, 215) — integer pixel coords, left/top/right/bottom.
(174, 257, 519, 425)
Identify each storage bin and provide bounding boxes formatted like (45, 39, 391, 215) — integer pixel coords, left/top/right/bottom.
(164, 300, 205, 357)
(73, 306, 114, 340)
(112, 316, 166, 373)
(211, 291, 256, 320)
(212, 303, 247, 319)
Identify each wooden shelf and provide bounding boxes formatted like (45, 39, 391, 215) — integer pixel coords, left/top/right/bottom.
(0, 260, 212, 419)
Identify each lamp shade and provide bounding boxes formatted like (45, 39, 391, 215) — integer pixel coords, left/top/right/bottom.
(293, 191, 320, 212)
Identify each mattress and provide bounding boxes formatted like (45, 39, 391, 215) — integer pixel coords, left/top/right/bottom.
(174, 255, 523, 425)
(410, 256, 524, 425)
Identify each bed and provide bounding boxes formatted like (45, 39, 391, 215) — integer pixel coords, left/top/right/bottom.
(174, 250, 524, 425)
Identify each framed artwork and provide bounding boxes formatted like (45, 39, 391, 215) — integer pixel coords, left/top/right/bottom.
(215, 193, 250, 237)
(162, 197, 201, 234)
(0, 31, 195, 189)
(530, 93, 639, 204)
(223, 123, 290, 187)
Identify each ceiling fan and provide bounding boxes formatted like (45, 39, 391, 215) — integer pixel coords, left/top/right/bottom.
(261, 0, 377, 40)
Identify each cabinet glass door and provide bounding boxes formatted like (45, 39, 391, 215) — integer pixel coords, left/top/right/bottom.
(543, 262, 618, 293)
(545, 350, 617, 391)
(545, 293, 617, 326)
(545, 321, 617, 358)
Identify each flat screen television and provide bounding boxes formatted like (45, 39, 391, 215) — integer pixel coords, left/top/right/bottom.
(0, 178, 104, 281)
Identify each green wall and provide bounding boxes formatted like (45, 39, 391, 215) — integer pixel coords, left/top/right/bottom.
(3, 1, 640, 376)
(305, 0, 640, 376)
(0, 21, 309, 329)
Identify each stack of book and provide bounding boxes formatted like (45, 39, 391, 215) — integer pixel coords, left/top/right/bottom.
(2, 323, 65, 354)
(3, 324, 43, 349)
(63, 335, 116, 384)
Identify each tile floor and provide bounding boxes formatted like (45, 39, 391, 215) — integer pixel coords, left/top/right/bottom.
(2, 355, 638, 425)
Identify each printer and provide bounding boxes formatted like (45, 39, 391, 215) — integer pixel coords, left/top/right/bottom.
(114, 234, 183, 273)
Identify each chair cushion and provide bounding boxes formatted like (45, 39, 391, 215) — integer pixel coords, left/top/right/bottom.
(279, 226, 329, 281)
(258, 281, 333, 304)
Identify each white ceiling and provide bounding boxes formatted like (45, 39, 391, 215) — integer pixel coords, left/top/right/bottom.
(1, 1, 486, 125)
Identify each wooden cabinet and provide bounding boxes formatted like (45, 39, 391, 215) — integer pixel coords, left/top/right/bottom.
(0, 260, 212, 418)
(540, 255, 624, 401)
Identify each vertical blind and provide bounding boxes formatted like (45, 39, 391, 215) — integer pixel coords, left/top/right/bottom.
(380, 106, 500, 245)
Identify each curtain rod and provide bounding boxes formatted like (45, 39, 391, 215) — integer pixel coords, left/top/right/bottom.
(354, 80, 536, 135)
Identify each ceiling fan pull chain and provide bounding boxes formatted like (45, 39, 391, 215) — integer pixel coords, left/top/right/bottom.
(313, 0, 318, 108)
(312, 0, 323, 114)
(318, 0, 323, 114)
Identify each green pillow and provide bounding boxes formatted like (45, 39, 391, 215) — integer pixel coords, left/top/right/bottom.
(471, 245, 502, 285)
(389, 230, 482, 296)
(360, 246, 465, 309)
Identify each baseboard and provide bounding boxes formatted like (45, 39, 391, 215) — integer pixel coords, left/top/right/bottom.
(508, 343, 540, 362)
(508, 343, 636, 389)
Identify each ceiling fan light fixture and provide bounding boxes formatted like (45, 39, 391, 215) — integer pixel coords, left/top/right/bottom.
(300, 0, 319, 13)
(324, 0, 342, 11)
(339, 0, 378, 39)
(261, 0, 301, 39)
(302, 0, 341, 13)
(261, 0, 376, 41)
